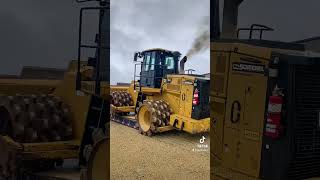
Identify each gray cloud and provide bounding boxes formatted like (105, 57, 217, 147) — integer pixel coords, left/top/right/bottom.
(0, 1, 97, 74)
(110, 0, 210, 84)
(0, 0, 319, 85)
(238, 0, 320, 41)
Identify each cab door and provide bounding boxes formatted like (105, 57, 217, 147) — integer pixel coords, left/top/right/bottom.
(140, 52, 151, 87)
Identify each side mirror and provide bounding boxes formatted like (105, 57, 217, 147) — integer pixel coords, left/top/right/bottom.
(134, 52, 138, 61)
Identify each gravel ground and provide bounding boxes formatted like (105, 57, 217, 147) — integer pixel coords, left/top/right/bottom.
(30, 159, 80, 180)
(110, 121, 210, 180)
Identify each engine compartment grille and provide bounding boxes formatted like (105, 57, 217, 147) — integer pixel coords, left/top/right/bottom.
(287, 65, 320, 179)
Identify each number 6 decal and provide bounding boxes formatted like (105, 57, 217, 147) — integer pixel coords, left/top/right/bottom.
(182, 93, 186, 101)
(231, 100, 241, 123)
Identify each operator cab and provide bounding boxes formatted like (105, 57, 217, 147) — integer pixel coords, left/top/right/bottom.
(134, 48, 181, 88)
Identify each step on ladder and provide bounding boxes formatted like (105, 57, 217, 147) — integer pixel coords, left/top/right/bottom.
(79, 95, 109, 167)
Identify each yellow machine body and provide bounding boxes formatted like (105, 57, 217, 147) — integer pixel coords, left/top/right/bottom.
(159, 74, 210, 133)
(210, 41, 276, 179)
(112, 74, 210, 134)
(0, 60, 92, 168)
(169, 114, 209, 134)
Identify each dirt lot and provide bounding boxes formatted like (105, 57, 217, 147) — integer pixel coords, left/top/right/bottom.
(110, 121, 210, 180)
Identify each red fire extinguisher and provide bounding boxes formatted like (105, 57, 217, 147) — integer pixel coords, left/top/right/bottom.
(265, 95, 283, 139)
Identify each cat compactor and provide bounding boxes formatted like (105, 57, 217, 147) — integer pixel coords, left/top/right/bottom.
(211, 0, 320, 179)
(111, 48, 210, 136)
(0, 0, 109, 179)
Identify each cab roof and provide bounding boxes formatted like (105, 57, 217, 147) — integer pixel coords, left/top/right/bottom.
(142, 48, 181, 55)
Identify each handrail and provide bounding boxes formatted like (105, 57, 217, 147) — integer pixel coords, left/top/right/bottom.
(237, 24, 274, 40)
(76, 0, 109, 6)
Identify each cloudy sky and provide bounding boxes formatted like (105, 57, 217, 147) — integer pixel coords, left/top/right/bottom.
(110, 0, 320, 84)
(237, 0, 320, 41)
(110, 0, 210, 84)
(0, 1, 97, 74)
(0, 0, 319, 84)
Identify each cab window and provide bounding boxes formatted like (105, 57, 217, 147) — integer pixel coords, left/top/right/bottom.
(143, 52, 151, 71)
(165, 56, 175, 70)
(150, 52, 156, 70)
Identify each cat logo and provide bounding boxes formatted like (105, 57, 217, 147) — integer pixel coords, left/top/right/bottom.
(232, 62, 266, 74)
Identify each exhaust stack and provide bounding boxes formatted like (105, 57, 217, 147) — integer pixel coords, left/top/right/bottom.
(179, 56, 188, 74)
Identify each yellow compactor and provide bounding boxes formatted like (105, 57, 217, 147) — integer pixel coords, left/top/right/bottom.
(110, 48, 210, 136)
(0, 61, 109, 179)
(0, 0, 110, 179)
(0, 61, 90, 177)
(211, 0, 320, 179)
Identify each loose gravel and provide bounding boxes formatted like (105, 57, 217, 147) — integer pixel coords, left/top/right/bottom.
(110, 121, 210, 180)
